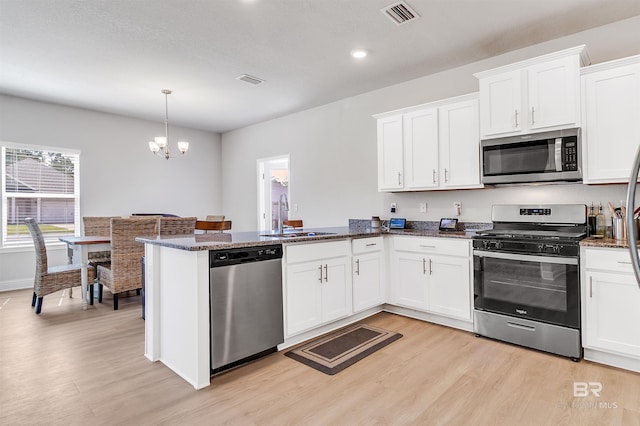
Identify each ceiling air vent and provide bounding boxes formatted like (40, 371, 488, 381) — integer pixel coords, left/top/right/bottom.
(381, 1, 420, 25)
(236, 74, 265, 85)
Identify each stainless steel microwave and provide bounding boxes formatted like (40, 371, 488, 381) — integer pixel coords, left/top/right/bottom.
(481, 128, 581, 184)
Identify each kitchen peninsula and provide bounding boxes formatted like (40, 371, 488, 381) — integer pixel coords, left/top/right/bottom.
(138, 223, 482, 389)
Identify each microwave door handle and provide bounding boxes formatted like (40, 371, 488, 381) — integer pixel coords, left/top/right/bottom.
(554, 138, 563, 172)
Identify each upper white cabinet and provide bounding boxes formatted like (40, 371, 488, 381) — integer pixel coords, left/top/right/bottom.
(374, 93, 482, 192)
(581, 55, 640, 184)
(475, 45, 589, 139)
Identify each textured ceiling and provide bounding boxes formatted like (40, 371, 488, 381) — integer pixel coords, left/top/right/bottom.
(1, 0, 640, 133)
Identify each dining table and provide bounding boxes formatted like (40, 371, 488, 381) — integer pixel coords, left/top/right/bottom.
(58, 235, 111, 310)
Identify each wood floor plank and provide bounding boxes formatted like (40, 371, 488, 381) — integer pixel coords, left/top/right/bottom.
(1, 288, 639, 425)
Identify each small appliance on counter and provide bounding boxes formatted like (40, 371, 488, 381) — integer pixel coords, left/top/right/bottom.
(388, 217, 406, 230)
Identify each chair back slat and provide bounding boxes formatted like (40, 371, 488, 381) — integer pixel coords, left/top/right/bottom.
(83, 216, 119, 236)
(24, 218, 47, 276)
(108, 218, 158, 290)
(159, 217, 197, 236)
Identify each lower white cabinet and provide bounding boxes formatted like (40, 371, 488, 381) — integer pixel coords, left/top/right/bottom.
(352, 237, 385, 313)
(284, 240, 352, 337)
(582, 247, 640, 366)
(390, 236, 472, 321)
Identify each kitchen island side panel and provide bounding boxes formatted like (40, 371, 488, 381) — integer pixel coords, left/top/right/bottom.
(144, 244, 211, 389)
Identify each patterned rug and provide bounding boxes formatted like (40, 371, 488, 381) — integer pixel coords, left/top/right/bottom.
(284, 324, 402, 375)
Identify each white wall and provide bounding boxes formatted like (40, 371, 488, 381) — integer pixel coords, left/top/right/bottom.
(0, 94, 221, 290)
(221, 16, 640, 231)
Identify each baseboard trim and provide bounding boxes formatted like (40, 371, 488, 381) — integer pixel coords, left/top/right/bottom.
(0, 279, 32, 292)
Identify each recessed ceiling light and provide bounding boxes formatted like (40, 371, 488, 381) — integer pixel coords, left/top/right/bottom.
(351, 49, 368, 59)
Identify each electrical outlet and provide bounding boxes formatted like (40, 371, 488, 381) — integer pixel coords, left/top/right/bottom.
(453, 202, 462, 216)
(419, 202, 427, 213)
(293, 203, 298, 212)
(390, 203, 397, 213)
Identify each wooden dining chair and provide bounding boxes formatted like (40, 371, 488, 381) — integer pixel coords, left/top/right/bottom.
(25, 218, 95, 314)
(283, 219, 303, 229)
(97, 217, 158, 310)
(83, 216, 121, 304)
(195, 220, 232, 233)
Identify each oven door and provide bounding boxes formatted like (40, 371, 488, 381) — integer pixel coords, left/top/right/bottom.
(473, 250, 580, 328)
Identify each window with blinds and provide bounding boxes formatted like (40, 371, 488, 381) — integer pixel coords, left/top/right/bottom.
(2, 144, 80, 246)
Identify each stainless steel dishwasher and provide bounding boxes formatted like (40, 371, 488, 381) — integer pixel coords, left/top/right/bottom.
(209, 244, 284, 374)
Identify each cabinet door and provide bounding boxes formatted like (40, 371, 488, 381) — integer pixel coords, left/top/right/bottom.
(428, 255, 471, 320)
(584, 271, 640, 357)
(527, 56, 580, 130)
(377, 115, 404, 191)
(322, 257, 352, 323)
(391, 251, 427, 310)
(285, 262, 323, 336)
(353, 252, 384, 312)
(403, 108, 439, 189)
(582, 62, 640, 183)
(439, 98, 482, 189)
(478, 70, 522, 137)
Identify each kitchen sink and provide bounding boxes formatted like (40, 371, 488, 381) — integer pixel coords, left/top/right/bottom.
(259, 231, 336, 238)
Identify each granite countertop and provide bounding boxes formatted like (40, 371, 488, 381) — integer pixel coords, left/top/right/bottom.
(136, 225, 481, 251)
(580, 236, 640, 249)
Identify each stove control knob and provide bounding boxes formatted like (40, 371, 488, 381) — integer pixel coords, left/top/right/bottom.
(494, 241, 504, 250)
(483, 240, 491, 250)
(537, 244, 545, 252)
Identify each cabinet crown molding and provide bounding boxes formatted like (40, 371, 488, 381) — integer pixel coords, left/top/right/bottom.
(581, 54, 640, 75)
(473, 45, 590, 79)
(372, 92, 478, 120)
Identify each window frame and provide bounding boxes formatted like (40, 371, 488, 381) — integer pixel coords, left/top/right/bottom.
(1, 141, 81, 248)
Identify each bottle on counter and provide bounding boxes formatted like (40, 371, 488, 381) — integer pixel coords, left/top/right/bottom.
(596, 202, 606, 236)
(588, 202, 597, 236)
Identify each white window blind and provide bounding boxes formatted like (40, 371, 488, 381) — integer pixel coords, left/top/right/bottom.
(2, 144, 80, 246)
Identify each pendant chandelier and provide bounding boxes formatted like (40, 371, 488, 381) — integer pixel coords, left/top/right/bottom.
(148, 89, 189, 160)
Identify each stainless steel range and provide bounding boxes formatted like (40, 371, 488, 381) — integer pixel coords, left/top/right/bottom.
(473, 204, 587, 360)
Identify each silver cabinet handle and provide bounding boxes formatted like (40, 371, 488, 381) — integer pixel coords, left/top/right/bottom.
(514, 109, 519, 128)
(397, 172, 402, 186)
(318, 265, 323, 283)
(419, 245, 436, 249)
(365, 243, 377, 247)
(531, 106, 535, 125)
(355, 259, 360, 276)
(422, 258, 427, 274)
(617, 261, 632, 265)
(589, 276, 593, 298)
(444, 168, 448, 183)
(432, 169, 437, 183)
(324, 264, 328, 282)
(429, 258, 433, 275)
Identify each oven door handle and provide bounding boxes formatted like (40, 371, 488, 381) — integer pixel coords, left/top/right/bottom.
(473, 250, 578, 265)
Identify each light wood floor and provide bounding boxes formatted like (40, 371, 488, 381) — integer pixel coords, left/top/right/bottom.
(1, 288, 639, 425)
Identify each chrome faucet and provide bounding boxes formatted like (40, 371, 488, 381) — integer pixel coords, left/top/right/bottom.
(277, 193, 289, 235)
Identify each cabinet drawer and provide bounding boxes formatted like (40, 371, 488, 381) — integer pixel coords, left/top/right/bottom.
(393, 235, 469, 256)
(352, 236, 384, 254)
(285, 240, 350, 264)
(584, 248, 634, 274)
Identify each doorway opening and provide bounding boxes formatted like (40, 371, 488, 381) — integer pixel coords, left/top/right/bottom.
(257, 155, 289, 231)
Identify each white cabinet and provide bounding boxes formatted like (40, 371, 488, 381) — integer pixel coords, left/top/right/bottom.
(438, 99, 482, 189)
(390, 236, 472, 321)
(581, 247, 640, 371)
(476, 46, 589, 139)
(284, 241, 351, 337)
(581, 55, 640, 184)
(376, 115, 404, 191)
(352, 237, 385, 312)
(374, 93, 482, 192)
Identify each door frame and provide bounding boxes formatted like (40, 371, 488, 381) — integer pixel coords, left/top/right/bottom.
(257, 155, 290, 231)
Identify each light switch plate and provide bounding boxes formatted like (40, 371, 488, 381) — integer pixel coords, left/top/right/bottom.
(390, 203, 397, 213)
(419, 202, 427, 213)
